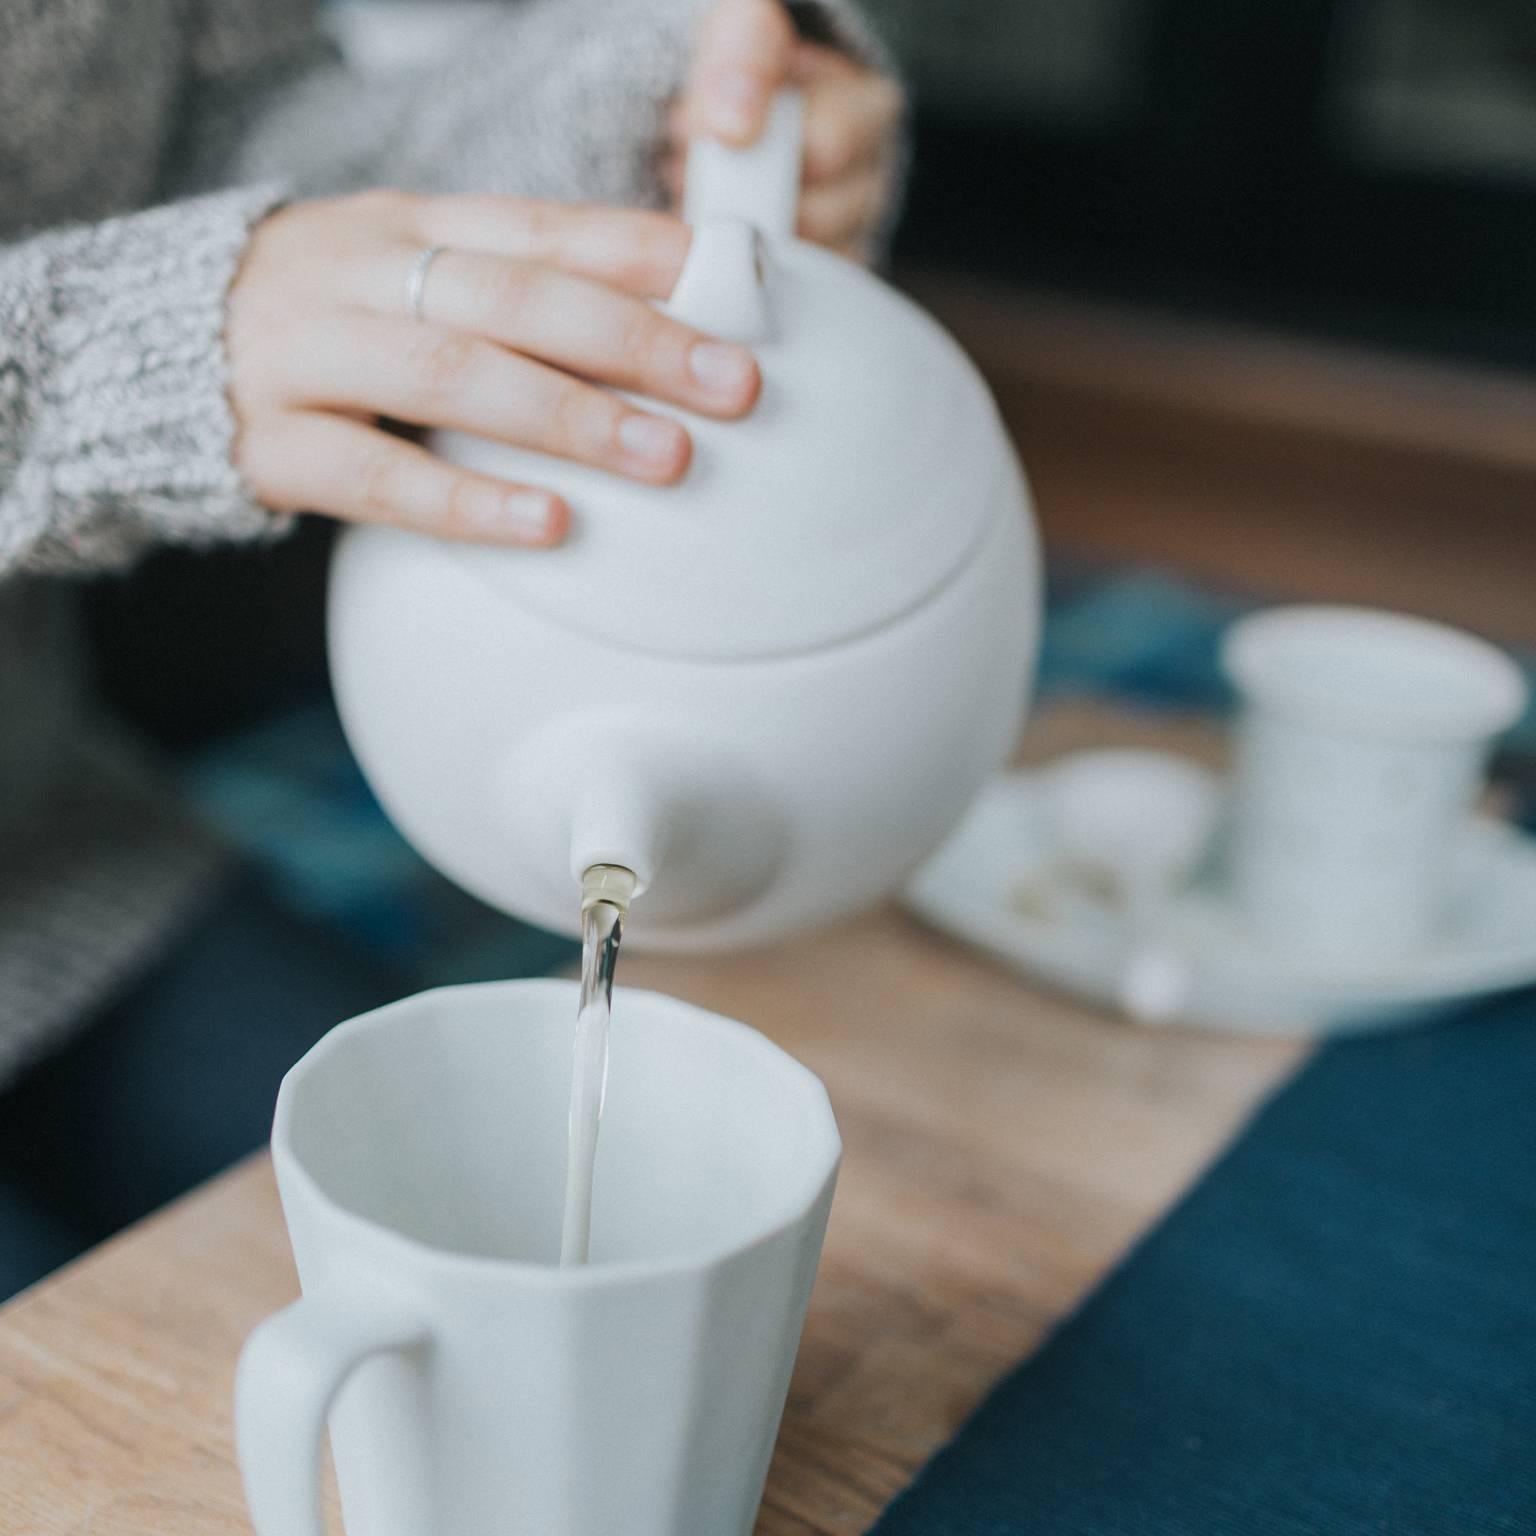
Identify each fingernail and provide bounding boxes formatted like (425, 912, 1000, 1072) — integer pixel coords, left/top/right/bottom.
(618, 414, 687, 466)
(711, 71, 763, 136)
(466, 485, 554, 541)
(689, 341, 756, 398)
(503, 490, 558, 539)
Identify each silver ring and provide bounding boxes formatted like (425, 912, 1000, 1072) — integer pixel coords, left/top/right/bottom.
(404, 244, 447, 322)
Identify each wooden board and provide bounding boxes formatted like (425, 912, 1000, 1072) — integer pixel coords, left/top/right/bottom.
(0, 709, 1306, 1535)
(904, 277, 1536, 650)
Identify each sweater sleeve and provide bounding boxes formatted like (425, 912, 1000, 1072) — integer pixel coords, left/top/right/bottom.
(0, 0, 900, 579)
(181, 0, 898, 210)
(0, 0, 322, 576)
(0, 184, 289, 576)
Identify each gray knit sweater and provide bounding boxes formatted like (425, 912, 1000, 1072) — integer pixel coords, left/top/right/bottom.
(0, 0, 888, 1083)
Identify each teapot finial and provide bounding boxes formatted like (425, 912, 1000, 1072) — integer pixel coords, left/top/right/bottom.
(683, 89, 803, 241)
(669, 88, 804, 343)
(666, 219, 771, 341)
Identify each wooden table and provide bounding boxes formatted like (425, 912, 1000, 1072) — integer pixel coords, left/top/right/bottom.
(0, 709, 1307, 1536)
(907, 278, 1536, 653)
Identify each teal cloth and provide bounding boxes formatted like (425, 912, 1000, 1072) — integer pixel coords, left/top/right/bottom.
(183, 702, 577, 984)
(870, 984, 1536, 1534)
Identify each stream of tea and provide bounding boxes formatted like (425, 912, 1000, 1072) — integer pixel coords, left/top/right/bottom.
(559, 866, 635, 1266)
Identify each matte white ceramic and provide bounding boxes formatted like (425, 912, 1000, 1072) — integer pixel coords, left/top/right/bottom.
(906, 762, 1536, 1035)
(1040, 749, 1222, 1022)
(235, 980, 840, 1536)
(1222, 605, 1527, 961)
(1041, 749, 1220, 897)
(326, 92, 1040, 950)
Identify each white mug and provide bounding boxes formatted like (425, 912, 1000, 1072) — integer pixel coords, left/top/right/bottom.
(1222, 605, 1527, 961)
(236, 979, 840, 1536)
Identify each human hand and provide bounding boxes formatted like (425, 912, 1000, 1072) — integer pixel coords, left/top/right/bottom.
(664, 0, 903, 262)
(227, 194, 761, 547)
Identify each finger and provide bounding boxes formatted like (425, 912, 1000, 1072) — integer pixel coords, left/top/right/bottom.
(659, 148, 686, 209)
(241, 412, 570, 546)
(800, 70, 903, 183)
(380, 201, 692, 302)
(683, 0, 796, 145)
(419, 251, 759, 417)
(290, 312, 694, 485)
(788, 40, 863, 82)
(832, 236, 875, 266)
(797, 164, 891, 249)
(682, 38, 862, 118)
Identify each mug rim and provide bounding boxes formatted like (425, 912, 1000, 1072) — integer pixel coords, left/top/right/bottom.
(270, 978, 841, 1289)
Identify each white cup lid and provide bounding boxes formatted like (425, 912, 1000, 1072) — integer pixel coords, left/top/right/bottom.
(1221, 605, 1528, 742)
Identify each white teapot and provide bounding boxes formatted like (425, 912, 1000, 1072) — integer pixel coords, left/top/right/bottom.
(328, 94, 1041, 949)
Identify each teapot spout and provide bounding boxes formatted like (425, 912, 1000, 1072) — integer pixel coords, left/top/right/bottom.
(499, 717, 785, 934)
(566, 749, 673, 895)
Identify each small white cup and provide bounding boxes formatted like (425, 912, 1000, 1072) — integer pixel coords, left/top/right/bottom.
(1222, 605, 1526, 962)
(235, 979, 840, 1536)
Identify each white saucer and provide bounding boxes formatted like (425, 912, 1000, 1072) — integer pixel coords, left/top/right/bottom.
(903, 764, 1536, 1036)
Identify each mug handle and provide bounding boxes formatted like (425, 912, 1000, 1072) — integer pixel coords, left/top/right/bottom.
(683, 88, 804, 241)
(235, 1288, 429, 1536)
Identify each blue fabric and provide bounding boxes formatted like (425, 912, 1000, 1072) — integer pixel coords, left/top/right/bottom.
(870, 988, 1536, 1535)
(1039, 568, 1249, 713)
(182, 701, 578, 984)
(0, 875, 403, 1298)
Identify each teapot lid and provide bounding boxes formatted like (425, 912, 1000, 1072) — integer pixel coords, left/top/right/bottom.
(433, 97, 1008, 662)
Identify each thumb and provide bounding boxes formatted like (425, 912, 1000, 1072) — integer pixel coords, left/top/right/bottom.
(686, 0, 796, 146)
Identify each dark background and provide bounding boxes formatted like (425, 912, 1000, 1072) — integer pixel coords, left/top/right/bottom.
(884, 0, 1536, 368)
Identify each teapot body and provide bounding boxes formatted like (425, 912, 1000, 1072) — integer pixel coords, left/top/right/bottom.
(328, 90, 1042, 949)
(328, 467, 1038, 949)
